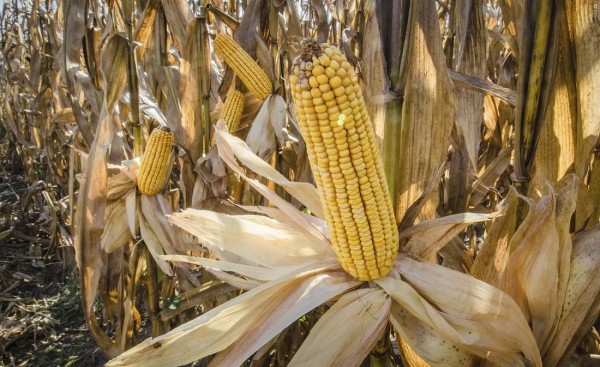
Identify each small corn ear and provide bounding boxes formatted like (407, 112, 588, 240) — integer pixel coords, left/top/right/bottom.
(212, 89, 245, 146)
(214, 34, 272, 101)
(138, 126, 175, 195)
(289, 40, 399, 281)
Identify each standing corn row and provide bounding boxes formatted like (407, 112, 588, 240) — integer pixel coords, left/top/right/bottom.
(211, 89, 245, 146)
(289, 40, 399, 281)
(214, 34, 272, 101)
(138, 126, 175, 195)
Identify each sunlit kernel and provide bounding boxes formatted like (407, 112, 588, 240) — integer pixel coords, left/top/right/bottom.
(338, 114, 346, 126)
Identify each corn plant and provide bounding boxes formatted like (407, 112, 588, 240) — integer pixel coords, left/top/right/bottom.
(0, 0, 598, 366)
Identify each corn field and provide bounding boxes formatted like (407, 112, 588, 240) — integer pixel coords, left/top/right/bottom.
(0, 0, 599, 366)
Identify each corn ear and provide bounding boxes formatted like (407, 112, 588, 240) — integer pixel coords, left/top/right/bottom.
(138, 126, 174, 195)
(214, 34, 272, 101)
(289, 40, 399, 281)
(211, 89, 245, 146)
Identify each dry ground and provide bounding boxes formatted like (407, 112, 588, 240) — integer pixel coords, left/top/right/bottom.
(0, 158, 106, 367)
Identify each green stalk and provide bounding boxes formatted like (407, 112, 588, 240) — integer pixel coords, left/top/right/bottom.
(383, 99, 402, 216)
(378, 1, 410, 219)
(514, 0, 554, 191)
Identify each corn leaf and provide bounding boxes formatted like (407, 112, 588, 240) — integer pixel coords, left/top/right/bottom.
(395, 0, 455, 220)
(73, 34, 129, 358)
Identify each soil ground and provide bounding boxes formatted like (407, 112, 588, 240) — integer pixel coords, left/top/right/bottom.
(0, 165, 106, 366)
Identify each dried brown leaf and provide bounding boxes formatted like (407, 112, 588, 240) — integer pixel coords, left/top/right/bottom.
(395, 0, 455, 221)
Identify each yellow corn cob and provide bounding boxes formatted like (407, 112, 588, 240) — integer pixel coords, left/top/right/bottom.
(289, 40, 399, 281)
(211, 89, 245, 146)
(138, 126, 174, 195)
(214, 33, 272, 101)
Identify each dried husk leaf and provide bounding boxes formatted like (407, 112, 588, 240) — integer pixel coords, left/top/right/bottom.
(543, 224, 600, 366)
(390, 301, 476, 367)
(245, 95, 280, 161)
(498, 176, 578, 350)
(106, 170, 137, 201)
(401, 211, 503, 261)
(140, 194, 187, 255)
(101, 200, 131, 253)
(138, 205, 173, 276)
(209, 272, 358, 367)
(471, 190, 519, 286)
(377, 255, 542, 367)
(217, 121, 323, 218)
(169, 209, 334, 269)
(106, 266, 354, 367)
(162, 254, 288, 282)
(498, 188, 560, 348)
(203, 269, 262, 291)
(289, 289, 390, 367)
(125, 190, 137, 237)
(215, 122, 326, 236)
